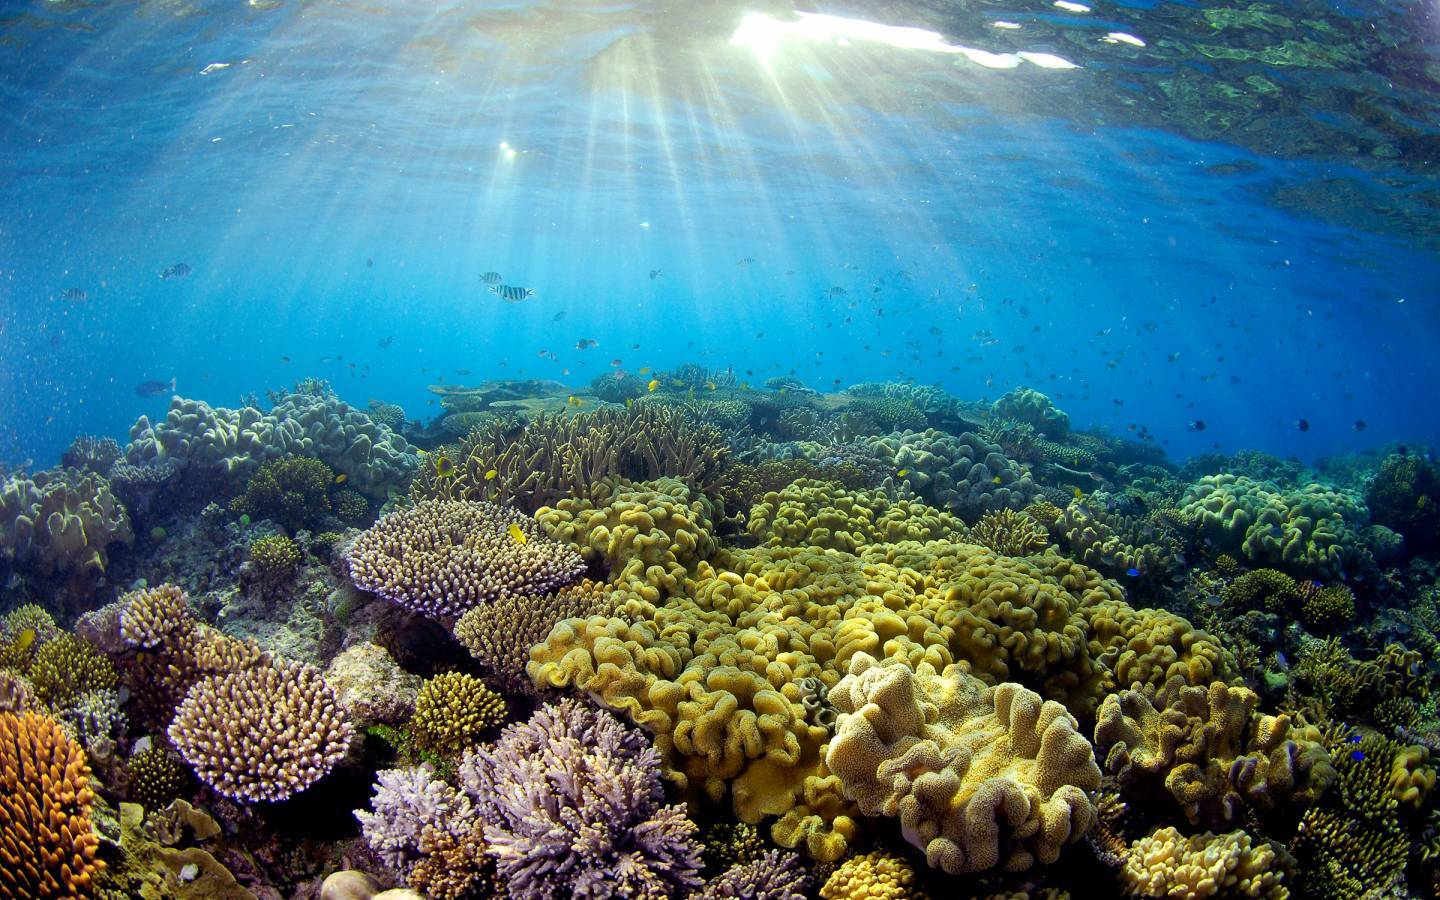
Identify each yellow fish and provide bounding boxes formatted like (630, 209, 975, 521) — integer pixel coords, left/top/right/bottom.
(896, 469, 909, 477)
(1072, 486, 1084, 499)
(484, 468, 498, 481)
(434, 455, 456, 478)
(567, 395, 583, 407)
(706, 381, 717, 391)
(647, 379, 660, 392)
(13, 628, 36, 655)
(334, 473, 347, 485)
(507, 522, 528, 545)
(626, 398, 634, 408)
(992, 476, 1003, 485)
(638, 366, 651, 375)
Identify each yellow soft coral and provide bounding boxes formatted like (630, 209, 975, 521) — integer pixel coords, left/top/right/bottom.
(825, 653, 1099, 874)
(1121, 826, 1290, 898)
(747, 479, 966, 551)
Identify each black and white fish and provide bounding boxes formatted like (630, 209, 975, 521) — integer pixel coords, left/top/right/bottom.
(161, 263, 192, 280)
(480, 271, 504, 285)
(61, 288, 87, 302)
(490, 284, 534, 302)
(135, 377, 176, 398)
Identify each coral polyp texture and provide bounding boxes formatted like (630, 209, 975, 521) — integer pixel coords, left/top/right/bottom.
(167, 659, 353, 802)
(0, 711, 103, 899)
(825, 652, 1101, 874)
(347, 499, 585, 617)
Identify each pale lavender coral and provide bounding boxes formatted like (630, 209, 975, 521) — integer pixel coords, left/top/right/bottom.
(460, 699, 703, 900)
(355, 763, 475, 876)
(695, 850, 809, 899)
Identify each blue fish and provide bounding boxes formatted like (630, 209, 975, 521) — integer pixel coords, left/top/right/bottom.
(1350, 750, 1365, 762)
(1348, 733, 1362, 743)
(1125, 567, 1141, 577)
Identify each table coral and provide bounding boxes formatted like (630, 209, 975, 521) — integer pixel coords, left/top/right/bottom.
(347, 500, 584, 618)
(0, 711, 104, 898)
(0, 466, 133, 580)
(746, 478, 966, 551)
(825, 653, 1100, 874)
(538, 476, 718, 602)
(1093, 676, 1334, 826)
(864, 429, 1036, 520)
(1120, 826, 1291, 898)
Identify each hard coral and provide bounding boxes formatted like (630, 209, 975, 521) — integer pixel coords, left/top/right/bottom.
(0, 466, 133, 580)
(993, 387, 1070, 439)
(1120, 826, 1291, 899)
(819, 851, 926, 900)
(970, 507, 1052, 557)
(356, 764, 475, 876)
(28, 633, 118, 707)
(825, 653, 1100, 874)
(746, 478, 966, 551)
(0, 711, 103, 898)
(409, 672, 505, 757)
(864, 429, 1035, 521)
(249, 533, 301, 579)
(348, 499, 584, 618)
(461, 698, 704, 899)
(453, 580, 616, 697)
(168, 659, 353, 802)
(230, 455, 333, 532)
(126, 744, 188, 811)
(1365, 452, 1440, 555)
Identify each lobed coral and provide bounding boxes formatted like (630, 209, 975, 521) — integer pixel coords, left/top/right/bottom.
(347, 500, 584, 618)
(864, 429, 1036, 521)
(825, 653, 1100, 874)
(993, 387, 1070, 439)
(0, 466, 133, 580)
(168, 659, 353, 802)
(747, 478, 966, 552)
(0, 711, 103, 898)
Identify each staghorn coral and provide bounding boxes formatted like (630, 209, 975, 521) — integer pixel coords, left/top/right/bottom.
(409, 672, 506, 757)
(348, 499, 584, 618)
(453, 580, 616, 697)
(695, 849, 809, 899)
(356, 763, 475, 877)
(118, 583, 191, 649)
(825, 652, 1100, 874)
(0, 466, 133, 580)
(0, 711, 103, 898)
(229, 455, 333, 532)
(410, 404, 730, 513)
(126, 744, 188, 811)
(168, 659, 353, 803)
(28, 633, 118, 707)
(970, 508, 1052, 556)
(994, 387, 1070, 439)
(54, 687, 124, 750)
(864, 429, 1035, 521)
(409, 821, 495, 900)
(249, 533, 301, 579)
(818, 851, 926, 900)
(1120, 826, 1291, 899)
(746, 479, 966, 552)
(538, 477, 718, 602)
(1093, 676, 1334, 826)
(462, 698, 704, 899)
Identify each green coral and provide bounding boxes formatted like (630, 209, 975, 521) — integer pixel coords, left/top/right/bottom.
(1221, 568, 1299, 613)
(1365, 453, 1440, 556)
(332, 488, 371, 525)
(249, 534, 301, 579)
(229, 456, 334, 532)
(28, 633, 118, 706)
(409, 672, 506, 757)
(127, 745, 188, 811)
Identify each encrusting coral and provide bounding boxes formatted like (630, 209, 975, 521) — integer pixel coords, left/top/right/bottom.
(0, 710, 104, 898)
(347, 499, 585, 618)
(825, 652, 1101, 874)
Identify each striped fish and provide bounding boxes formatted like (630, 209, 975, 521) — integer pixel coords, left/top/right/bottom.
(161, 262, 192, 280)
(61, 287, 87, 302)
(490, 284, 534, 302)
(480, 271, 504, 285)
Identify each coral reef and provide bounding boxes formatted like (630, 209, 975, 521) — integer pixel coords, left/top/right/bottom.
(347, 499, 585, 618)
(1365, 452, 1440, 555)
(0, 466, 133, 580)
(994, 387, 1071, 439)
(864, 429, 1035, 520)
(747, 478, 966, 551)
(229, 455, 334, 532)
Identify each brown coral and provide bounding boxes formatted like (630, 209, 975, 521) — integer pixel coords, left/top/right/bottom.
(168, 660, 353, 802)
(410, 672, 506, 756)
(348, 500, 584, 618)
(0, 711, 103, 898)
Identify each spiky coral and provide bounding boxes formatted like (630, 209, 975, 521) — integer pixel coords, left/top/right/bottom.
(409, 673, 506, 757)
(249, 534, 301, 579)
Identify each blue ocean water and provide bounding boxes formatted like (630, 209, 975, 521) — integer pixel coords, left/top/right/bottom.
(1, 0, 1437, 466)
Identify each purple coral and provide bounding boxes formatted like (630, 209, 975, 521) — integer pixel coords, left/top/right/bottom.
(355, 763, 475, 876)
(460, 699, 703, 900)
(697, 850, 809, 899)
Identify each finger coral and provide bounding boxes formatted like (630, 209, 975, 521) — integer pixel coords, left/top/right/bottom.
(1120, 826, 1291, 898)
(348, 499, 585, 618)
(0, 711, 103, 898)
(168, 659, 353, 802)
(825, 652, 1100, 874)
(461, 698, 704, 899)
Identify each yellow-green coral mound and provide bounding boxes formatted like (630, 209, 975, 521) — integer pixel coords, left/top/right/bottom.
(537, 477, 717, 602)
(746, 479, 966, 552)
(819, 851, 927, 899)
(1093, 676, 1334, 826)
(825, 652, 1100, 874)
(1121, 826, 1291, 898)
(409, 672, 506, 756)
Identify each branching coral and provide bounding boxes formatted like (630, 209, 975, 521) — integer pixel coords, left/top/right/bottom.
(249, 534, 301, 579)
(538, 477, 717, 601)
(409, 672, 505, 756)
(453, 580, 616, 697)
(28, 633, 118, 708)
(127, 744, 188, 811)
(168, 659, 353, 803)
(747, 478, 966, 552)
(461, 699, 704, 899)
(347, 500, 584, 618)
(969, 508, 1051, 556)
(356, 763, 475, 876)
(229, 455, 334, 532)
(0, 711, 103, 898)
(1093, 676, 1334, 826)
(695, 849, 809, 899)
(410, 405, 730, 513)
(1365, 452, 1440, 555)
(825, 653, 1100, 874)
(1120, 826, 1291, 898)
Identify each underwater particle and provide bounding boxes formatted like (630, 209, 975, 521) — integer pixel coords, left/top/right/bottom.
(127, 744, 188, 811)
(0, 711, 104, 897)
(249, 533, 301, 579)
(409, 672, 506, 757)
(169, 660, 352, 803)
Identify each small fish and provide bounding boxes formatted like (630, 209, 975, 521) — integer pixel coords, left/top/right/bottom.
(567, 395, 584, 407)
(1296, 418, 1310, 432)
(896, 469, 909, 477)
(161, 262, 193, 280)
(377, 336, 394, 348)
(737, 257, 756, 266)
(434, 455, 456, 478)
(366, 257, 374, 268)
(334, 473, 347, 485)
(647, 379, 660, 392)
(706, 381, 717, 391)
(1347, 733, 1362, 744)
(638, 366, 651, 375)
(280, 355, 291, 363)
(484, 468, 498, 480)
(490, 284, 535, 302)
(1350, 750, 1365, 762)
(1072, 486, 1084, 499)
(575, 339, 598, 350)
(1125, 567, 1141, 577)
(649, 269, 662, 280)
(507, 522, 528, 545)
(480, 271, 504, 285)
(1353, 419, 1367, 431)
(992, 476, 1003, 485)
(61, 288, 87, 302)
(611, 359, 623, 367)
(827, 286, 847, 297)
(1188, 420, 1206, 432)
(13, 628, 36, 654)
(553, 311, 566, 322)
(135, 377, 176, 398)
